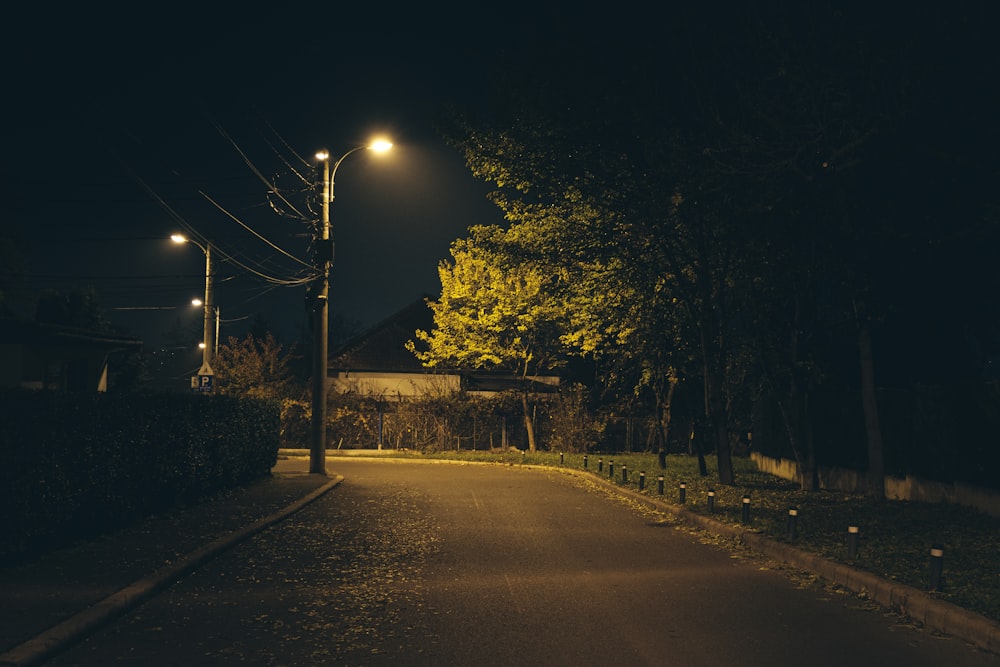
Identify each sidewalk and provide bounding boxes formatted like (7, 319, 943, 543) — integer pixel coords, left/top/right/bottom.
(0, 457, 335, 667)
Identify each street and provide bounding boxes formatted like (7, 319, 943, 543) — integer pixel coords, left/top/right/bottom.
(48, 459, 998, 666)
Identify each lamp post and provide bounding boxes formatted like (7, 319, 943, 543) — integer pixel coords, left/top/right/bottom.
(310, 139, 392, 475)
(171, 234, 215, 377)
(191, 299, 220, 357)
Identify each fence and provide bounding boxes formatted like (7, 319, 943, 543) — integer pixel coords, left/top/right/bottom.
(750, 452, 1000, 517)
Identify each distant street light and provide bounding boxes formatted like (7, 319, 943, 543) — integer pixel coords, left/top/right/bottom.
(171, 234, 215, 379)
(310, 139, 393, 475)
(191, 299, 220, 357)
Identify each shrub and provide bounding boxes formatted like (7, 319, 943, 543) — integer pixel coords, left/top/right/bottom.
(0, 389, 278, 564)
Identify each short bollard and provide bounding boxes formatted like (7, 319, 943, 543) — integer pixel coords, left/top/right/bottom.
(622, 465, 628, 483)
(657, 475, 665, 495)
(847, 526, 860, 559)
(609, 461, 614, 478)
(707, 489, 716, 512)
(679, 482, 687, 504)
(741, 495, 751, 524)
(787, 507, 799, 540)
(583, 455, 588, 469)
(598, 458, 604, 473)
(559, 452, 564, 465)
(639, 471, 646, 491)
(929, 544, 945, 591)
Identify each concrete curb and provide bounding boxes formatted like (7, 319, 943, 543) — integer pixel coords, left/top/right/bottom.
(552, 465, 1000, 656)
(0, 475, 343, 667)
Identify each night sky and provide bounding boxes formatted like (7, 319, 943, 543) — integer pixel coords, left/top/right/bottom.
(1, 8, 528, 346)
(3, 5, 1000, 379)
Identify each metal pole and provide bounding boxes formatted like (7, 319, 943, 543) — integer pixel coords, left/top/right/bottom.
(310, 155, 330, 475)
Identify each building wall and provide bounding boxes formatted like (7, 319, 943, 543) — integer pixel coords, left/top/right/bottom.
(331, 371, 461, 400)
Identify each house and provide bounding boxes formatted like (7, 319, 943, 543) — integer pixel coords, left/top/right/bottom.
(0, 317, 142, 392)
(327, 297, 560, 400)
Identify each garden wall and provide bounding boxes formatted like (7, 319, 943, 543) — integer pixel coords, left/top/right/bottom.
(751, 452, 1000, 518)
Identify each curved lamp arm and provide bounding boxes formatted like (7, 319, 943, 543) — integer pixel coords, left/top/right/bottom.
(315, 139, 393, 203)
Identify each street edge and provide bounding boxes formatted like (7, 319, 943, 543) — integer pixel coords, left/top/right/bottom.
(544, 465, 1000, 656)
(0, 474, 344, 667)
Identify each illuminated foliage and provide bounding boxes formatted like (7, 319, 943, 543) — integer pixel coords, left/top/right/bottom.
(410, 227, 566, 377)
(450, 121, 738, 477)
(408, 225, 568, 451)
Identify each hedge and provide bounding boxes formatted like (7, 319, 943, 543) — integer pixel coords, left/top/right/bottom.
(0, 389, 279, 564)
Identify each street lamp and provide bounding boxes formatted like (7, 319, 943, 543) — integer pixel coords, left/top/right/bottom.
(310, 138, 393, 475)
(171, 234, 215, 378)
(191, 299, 220, 357)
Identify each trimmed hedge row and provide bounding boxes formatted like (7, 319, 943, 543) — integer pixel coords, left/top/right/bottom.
(0, 389, 279, 564)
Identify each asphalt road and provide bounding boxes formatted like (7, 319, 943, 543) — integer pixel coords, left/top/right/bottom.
(47, 459, 998, 666)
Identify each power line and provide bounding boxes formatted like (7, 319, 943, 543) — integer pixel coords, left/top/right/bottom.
(3, 273, 208, 280)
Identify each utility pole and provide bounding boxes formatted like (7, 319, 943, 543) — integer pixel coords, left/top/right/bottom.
(170, 234, 216, 393)
(200, 241, 215, 374)
(310, 154, 332, 475)
(309, 140, 391, 475)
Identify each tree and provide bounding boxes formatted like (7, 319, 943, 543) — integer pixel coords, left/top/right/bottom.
(560, 216, 696, 469)
(408, 227, 566, 452)
(449, 117, 752, 483)
(212, 332, 304, 446)
(442, 4, 1000, 489)
(212, 332, 296, 402)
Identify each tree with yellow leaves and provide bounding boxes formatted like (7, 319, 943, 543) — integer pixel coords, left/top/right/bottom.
(407, 226, 566, 452)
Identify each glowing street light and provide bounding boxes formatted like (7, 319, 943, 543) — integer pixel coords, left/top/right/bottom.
(171, 234, 215, 382)
(191, 298, 220, 357)
(309, 138, 393, 475)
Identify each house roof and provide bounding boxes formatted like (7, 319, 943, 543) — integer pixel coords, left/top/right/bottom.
(327, 297, 559, 394)
(329, 297, 436, 372)
(327, 298, 562, 394)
